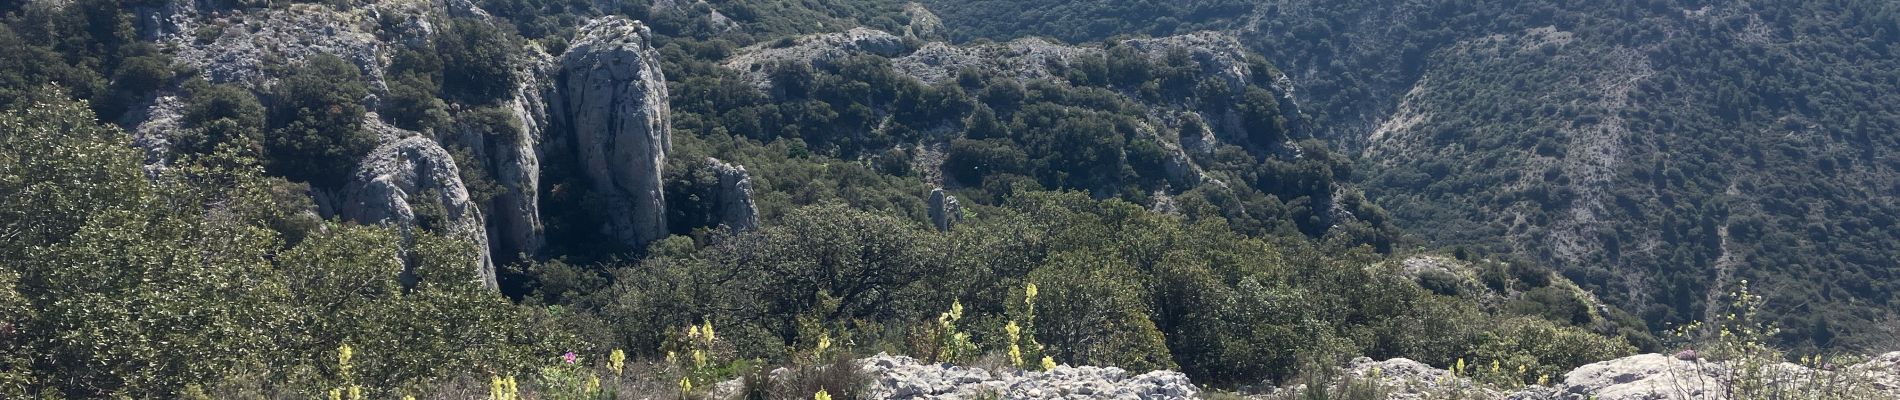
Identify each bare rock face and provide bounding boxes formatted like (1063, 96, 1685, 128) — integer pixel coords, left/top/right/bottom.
(929, 188, 962, 232)
(706, 158, 760, 231)
(554, 17, 672, 250)
(449, 47, 554, 263)
(340, 136, 496, 289)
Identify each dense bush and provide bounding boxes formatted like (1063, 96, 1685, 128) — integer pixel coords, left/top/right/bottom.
(172, 82, 266, 161)
(438, 19, 522, 104)
(1, 91, 574, 398)
(265, 54, 376, 188)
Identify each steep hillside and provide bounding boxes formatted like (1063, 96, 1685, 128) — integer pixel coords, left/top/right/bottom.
(925, 0, 1900, 351)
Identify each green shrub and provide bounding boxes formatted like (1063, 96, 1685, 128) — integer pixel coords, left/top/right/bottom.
(438, 19, 521, 104)
(265, 54, 375, 188)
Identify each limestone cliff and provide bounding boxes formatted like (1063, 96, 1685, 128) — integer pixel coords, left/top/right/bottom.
(553, 17, 672, 250)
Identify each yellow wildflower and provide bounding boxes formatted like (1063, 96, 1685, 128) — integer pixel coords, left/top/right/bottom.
(338, 344, 353, 368)
(680, 377, 694, 393)
(693, 349, 707, 367)
(817, 333, 832, 355)
(1009, 344, 1024, 368)
(1041, 356, 1057, 371)
(703, 321, 717, 343)
(610, 348, 627, 376)
(814, 389, 833, 400)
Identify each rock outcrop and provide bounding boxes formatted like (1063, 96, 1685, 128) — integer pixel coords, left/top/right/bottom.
(928, 188, 962, 232)
(723, 28, 907, 89)
(859, 353, 1199, 399)
(892, 38, 1091, 85)
(339, 136, 496, 289)
(899, 3, 945, 41)
(168, 4, 389, 94)
(554, 17, 672, 251)
(706, 158, 760, 231)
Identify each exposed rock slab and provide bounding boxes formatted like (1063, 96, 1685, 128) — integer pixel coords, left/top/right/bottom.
(859, 353, 1199, 399)
(554, 17, 672, 250)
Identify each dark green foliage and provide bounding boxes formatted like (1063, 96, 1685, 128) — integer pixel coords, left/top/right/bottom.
(1, 92, 574, 398)
(266, 54, 375, 188)
(382, 48, 451, 133)
(923, 0, 1255, 43)
(173, 83, 266, 161)
(438, 19, 521, 104)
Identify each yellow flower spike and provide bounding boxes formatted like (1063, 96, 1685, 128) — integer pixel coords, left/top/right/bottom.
(348, 385, 361, 400)
(667, 350, 678, 364)
(1538, 374, 1550, 386)
(404, 396, 416, 400)
(329, 388, 343, 400)
(610, 348, 627, 376)
(1025, 283, 1038, 303)
(688, 324, 702, 340)
(1009, 344, 1024, 368)
(1490, 360, 1500, 374)
(694, 349, 708, 367)
(587, 376, 600, 394)
(703, 321, 717, 343)
(814, 389, 833, 400)
(1456, 358, 1466, 376)
(680, 377, 694, 393)
(817, 333, 832, 355)
(1041, 356, 1057, 371)
(1005, 321, 1021, 341)
(338, 344, 353, 367)
(950, 300, 964, 321)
